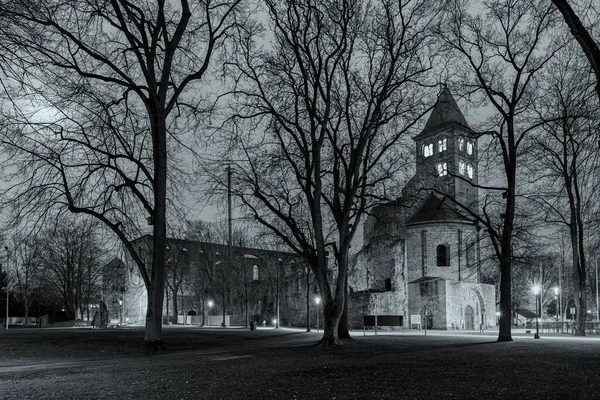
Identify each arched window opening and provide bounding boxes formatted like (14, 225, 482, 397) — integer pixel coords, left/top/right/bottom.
(423, 143, 433, 157)
(458, 137, 465, 151)
(467, 164, 474, 179)
(438, 137, 447, 153)
(467, 141, 474, 155)
(437, 244, 450, 266)
(252, 265, 259, 280)
(437, 162, 448, 177)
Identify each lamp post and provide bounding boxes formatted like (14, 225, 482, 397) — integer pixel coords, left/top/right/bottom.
(118, 299, 123, 325)
(208, 300, 214, 327)
(554, 287, 559, 332)
(532, 285, 540, 339)
(315, 297, 321, 332)
(4, 246, 9, 330)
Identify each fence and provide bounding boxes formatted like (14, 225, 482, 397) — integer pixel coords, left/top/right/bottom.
(0, 317, 39, 327)
(527, 321, 600, 334)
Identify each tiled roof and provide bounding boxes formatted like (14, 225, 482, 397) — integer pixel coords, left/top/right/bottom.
(517, 308, 538, 319)
(414, 86, 470, 140)
(406, 193, 471, 225)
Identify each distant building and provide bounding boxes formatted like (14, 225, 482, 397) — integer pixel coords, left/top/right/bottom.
(349, 86, 496, 330)
(108, 235, 315, 327)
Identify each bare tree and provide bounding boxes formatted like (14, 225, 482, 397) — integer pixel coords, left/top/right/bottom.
(35, 218, 104, 321)
(525, 46, 599, 335)
(9, 235, 43, 326)
(0, 0, 244, 350)
(436, 0, 564, 341)
(551, 0, 600, 101)
(165, 236, 191, 323)
(223, 0, 439, 345)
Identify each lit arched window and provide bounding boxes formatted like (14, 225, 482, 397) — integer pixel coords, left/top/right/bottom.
(423, 143, 433, 157)
(436, 244, 450, 266)
(438, 138, 447, 153)
(437, 162, 448, 176)
(459, 160, 466, 176)
(467, 141, 474, 155)
(458, 137, 465, 151)
(467, 164, 474, 179)
(252, 265, 259, 280)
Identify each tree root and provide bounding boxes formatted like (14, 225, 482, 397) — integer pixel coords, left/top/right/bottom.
(142, 339, 167, 354)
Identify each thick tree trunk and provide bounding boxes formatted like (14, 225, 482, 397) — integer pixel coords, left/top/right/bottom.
(337, 284, 350, 339)
(498, 251, 512, 342)
(498, 150, 516, 342)
(319, 299, 344, 346)
(571, 230, 586, 336)
(143, 116, 167, 352)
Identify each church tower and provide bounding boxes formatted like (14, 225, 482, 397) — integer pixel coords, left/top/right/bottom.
(348, 86, 495, 331)
(408, 86, 479, 210)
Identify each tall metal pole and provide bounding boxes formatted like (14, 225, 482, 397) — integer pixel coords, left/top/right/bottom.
(5, 246, 9, 330)
(533, 285, 540, 339)
(596, 259, 600, 322)
(315, 297, 321, 332)
(559, 257, 563, 332)
(276, 259, 280, 328)
(306, 268, 311, 332)
(226, 165, 232, 329)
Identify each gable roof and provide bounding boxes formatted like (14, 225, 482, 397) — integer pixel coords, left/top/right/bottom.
(408, 276, 446, 284)
(406, 193, 471, 225)
(516, 308, 538, 319)
(414, 86, 470, 140)
(104, 257, 124, 269)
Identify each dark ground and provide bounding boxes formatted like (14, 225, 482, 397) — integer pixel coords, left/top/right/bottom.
(0, 325, 599, 399)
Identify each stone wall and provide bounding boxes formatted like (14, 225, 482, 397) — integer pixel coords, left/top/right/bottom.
(348, 290, 407, 329)
(407, 278, 448, 329)
(348, 237, 407, 329)
(407, 278, 495, 330)
(444, 281, 496, 329)
(406, 221, 479, 283)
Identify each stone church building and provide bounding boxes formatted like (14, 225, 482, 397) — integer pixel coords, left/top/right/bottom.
(349, 87, 496, 330)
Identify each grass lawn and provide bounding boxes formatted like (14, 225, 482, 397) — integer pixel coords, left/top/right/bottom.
(1, 326, 599, 399)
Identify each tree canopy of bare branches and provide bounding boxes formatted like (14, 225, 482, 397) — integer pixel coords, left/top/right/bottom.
(437, 0, 564, 341)
(0, 0, 244, 350)
(219, 0, 440, 345)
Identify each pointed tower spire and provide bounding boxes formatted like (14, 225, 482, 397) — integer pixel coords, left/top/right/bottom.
(415, 86, 469, 139)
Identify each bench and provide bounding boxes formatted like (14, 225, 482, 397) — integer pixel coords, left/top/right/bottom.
(363, 315, 403, 336)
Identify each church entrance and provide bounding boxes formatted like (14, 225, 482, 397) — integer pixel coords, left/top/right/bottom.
(465, 305, 474, 330)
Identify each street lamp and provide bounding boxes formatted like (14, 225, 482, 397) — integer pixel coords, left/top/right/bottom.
(315, 297, 321, 332)
(4, 246, 9, 330)
(532, 285, 540, 339)
(208, 300, 214, 326)
(554, 287, 559, 332)
(118, 299, 123, 325)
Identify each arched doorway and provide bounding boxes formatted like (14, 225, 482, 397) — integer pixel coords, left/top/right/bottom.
(421, 306, 434, 329)
(465, 305, 474, 330)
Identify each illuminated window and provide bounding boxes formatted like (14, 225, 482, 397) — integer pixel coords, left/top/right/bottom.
(252, 265, 259, 280)
(438, 138, 447, 153)
(459, 161, 466, 176)
(467, 141, 474, 155)
(423, 143, 433, 157)
(458, 137, 465, 151)
(437, 162, 448, 176)
(467, 164, 474, 179)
